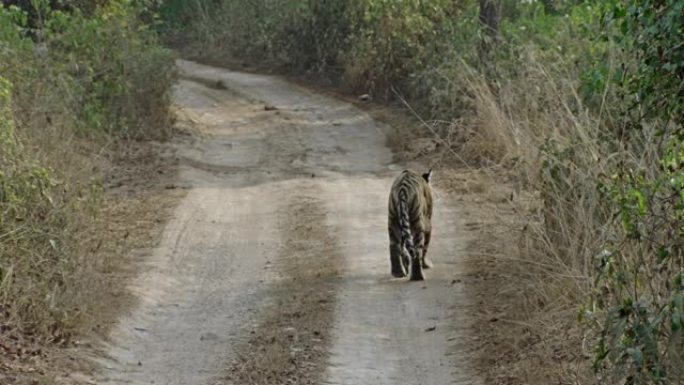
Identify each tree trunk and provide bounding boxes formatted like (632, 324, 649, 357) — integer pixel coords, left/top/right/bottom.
(479, 0, 501, 38)
(477, 0, 502, 90)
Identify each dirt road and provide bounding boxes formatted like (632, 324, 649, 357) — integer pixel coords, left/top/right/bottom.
(96, 60, 480, 385)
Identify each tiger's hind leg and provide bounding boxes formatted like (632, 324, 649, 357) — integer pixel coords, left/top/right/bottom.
(390, 242, 408, 278)
(410, 232, 426, 281)
(421, 231, 433, 269)
(401, 248, 410, 272)
(389, 231, 407, 278)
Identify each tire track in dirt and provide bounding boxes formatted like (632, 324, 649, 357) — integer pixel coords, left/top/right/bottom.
(224, 190, 342, 385)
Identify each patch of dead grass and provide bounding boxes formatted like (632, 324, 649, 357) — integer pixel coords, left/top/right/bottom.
(0, 138, 186, 385)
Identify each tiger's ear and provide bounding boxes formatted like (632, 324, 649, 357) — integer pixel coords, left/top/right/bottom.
(422, 169, 432, 184)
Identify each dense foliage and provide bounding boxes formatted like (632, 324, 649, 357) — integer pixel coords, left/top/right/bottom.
(587, 1, 684, 382)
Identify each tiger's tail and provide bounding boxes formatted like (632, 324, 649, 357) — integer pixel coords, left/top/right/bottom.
(397, 187, 414, 268)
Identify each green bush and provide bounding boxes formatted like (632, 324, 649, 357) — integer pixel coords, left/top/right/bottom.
(44, 3, 175, 139)
(342, 0, 453, 97)
(0, 1, 174, 336)
(584, 1, 684, 382)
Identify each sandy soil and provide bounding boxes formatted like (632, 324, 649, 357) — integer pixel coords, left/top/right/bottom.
(95, 60, 484, 385)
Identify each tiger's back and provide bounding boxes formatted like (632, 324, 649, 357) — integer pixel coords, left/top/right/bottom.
(388, 169, 433, 280)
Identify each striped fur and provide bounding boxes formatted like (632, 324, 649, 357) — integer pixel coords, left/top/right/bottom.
(388, 169, 433, 280)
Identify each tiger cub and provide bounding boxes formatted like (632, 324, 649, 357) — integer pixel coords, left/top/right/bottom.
(388, 169, 433, 281)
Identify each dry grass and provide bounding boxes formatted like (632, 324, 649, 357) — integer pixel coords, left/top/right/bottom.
(0, 133, 185, 384)
(0, 15, 178, 382)
(458, 46, 684, 383)
(420, 48, 628, 384)
(1, 74, 92, 339)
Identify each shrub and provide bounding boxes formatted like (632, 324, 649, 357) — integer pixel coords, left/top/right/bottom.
(584, 1, 684, 382)
(0, 1, 174, 337)
(43, 3, 175, 139)
(0, 76, 80, 334)
(342, 0, 453, 97)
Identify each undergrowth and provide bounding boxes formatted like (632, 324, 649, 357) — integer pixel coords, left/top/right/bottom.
(0, 0, 174, 343)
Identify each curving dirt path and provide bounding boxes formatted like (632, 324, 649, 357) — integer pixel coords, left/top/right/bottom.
(96, 60, 480, 385)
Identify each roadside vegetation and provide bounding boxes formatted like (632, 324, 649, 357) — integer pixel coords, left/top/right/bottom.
(161, 0, 683, 383)
(0, 0, 174, 373)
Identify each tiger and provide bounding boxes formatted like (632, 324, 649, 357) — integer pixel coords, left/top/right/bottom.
(388, 169, 433, 281)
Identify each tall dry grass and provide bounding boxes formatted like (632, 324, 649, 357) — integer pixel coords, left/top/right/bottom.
(426, 47, 636, 382)
(445, 39, 681, 381)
